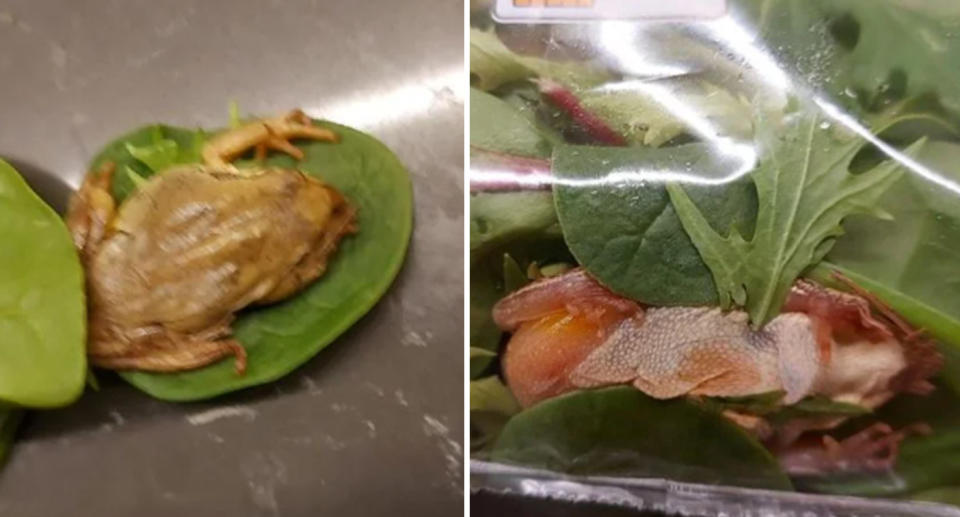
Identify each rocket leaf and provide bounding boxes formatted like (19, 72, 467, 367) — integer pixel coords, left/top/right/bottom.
(668, 106, 920, 326)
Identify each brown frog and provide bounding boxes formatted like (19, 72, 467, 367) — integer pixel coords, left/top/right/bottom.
(66, 110, 356, 374)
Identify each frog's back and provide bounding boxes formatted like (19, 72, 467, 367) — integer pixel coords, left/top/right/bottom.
(88, 166, 333, 333)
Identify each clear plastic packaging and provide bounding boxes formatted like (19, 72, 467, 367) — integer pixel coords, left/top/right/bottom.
(469, 0, 960, 512)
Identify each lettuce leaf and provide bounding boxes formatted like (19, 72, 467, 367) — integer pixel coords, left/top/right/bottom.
(668, 106, 919, 326)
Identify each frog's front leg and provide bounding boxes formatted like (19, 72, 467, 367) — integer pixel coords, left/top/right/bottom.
(65, 162, 117, 262)
(203, 109, 338, 167)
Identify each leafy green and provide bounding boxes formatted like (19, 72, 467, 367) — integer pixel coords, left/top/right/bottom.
(554, 144, 756, 306)
(87, 121, 412, 401)
(579, 78, 753, 147)
(470, 191, 560, 263)
(0, 409, 22, 467)
(471, 88, 554, 158)
(470, 28, 610, 93)
(470, 191, 567, 351)
(824, 141, 960, 353)
(697, 391, 870, 421)
(0, 159, 86, 407)
(744, 0, 960, 114)
(471, 376, 521, 453)
(796, 381, 960, 497)
(668, 107, 919, 326)
(492, 387, 792, 489)
(909, 486, 960, 507)
(470, 347, 497, 380)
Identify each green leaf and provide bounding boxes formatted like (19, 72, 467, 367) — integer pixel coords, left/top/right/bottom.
(668, 108, 918, 326)
(579, 78, 753, 147)
(824, 141, 960, 355)
(796, 380, 960, 498)
(0, 159, 86, 407)
(470, 88, 554, 158)
(470, 191, 560, 263)
(745, 0, 960, 113)
(87, 121, 412, 401)
(471, 376, 522, 454)
(470, 28, 610, 93)
(554, 144, 757, 306)
(469, 191, 567, 351)
(492, 387, 792, 490)
(470, 347, 497, 380)
(0, 409, 22, 467)
(909, 486, 960, 507)
(501, 254, 527, 293)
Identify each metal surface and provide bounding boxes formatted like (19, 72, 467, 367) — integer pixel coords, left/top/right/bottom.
(0, 1, 464, 515)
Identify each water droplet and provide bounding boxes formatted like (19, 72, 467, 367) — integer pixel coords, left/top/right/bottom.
(819, 122, 832, 130)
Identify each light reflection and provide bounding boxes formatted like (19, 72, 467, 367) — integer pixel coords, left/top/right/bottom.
(306, 66, 463, 131)
(476, 12, 959, 195)
(815, 97, 960, 196)
(598, 22, 691, 79)
(471, 164, 749, 189)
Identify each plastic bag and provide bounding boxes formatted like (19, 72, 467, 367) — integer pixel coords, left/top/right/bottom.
(469, 0, 960, 512)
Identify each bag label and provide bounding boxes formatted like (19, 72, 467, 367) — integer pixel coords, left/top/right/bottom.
(493, 0, 727, 22)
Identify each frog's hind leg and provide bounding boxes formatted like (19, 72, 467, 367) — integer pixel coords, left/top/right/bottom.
(203, 109, 338, 167)
(91, 339, 247, 375)
(90, 319, 248, 375)
(65, 162, 117, 261)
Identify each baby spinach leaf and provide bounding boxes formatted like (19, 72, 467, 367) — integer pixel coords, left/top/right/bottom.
(492, 387, 792, 490)
(88, 121, 412, 401)
(553, 144, 756, 306)
(668, 108, 919, 326)
(825, 141, 960, 354)
(470, 28, 610, 93)
(0, 409, 22, 467)
(471, 88, 554, 158)
(0, 159, 86, 407)
(471, 376, 521, 454)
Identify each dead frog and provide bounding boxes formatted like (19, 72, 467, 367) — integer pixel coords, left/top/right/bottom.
(494, 268, 943, 475)
(66, 110, 356, 374)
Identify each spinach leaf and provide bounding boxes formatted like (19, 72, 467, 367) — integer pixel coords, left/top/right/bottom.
(668, 108, 918, 326)
(554, 144, 756, 306)
(469, 191, 566, 351)
(0, 159, 86, 407)
(825, 141, 960, 354)
(88, 121, 412, 401)
(796, 380, 960, 498)
(470, 347, 497, 380)
(471, 88, 554, 158)
(471, 376, 521, 454)
(0, 409, 22, 466)
(470, 29, 610, 93)
(492, 387, 792, 490)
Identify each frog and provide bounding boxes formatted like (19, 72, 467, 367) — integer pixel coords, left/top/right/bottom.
(66, 110, 356, 374)
(493, 267, 942, 474)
